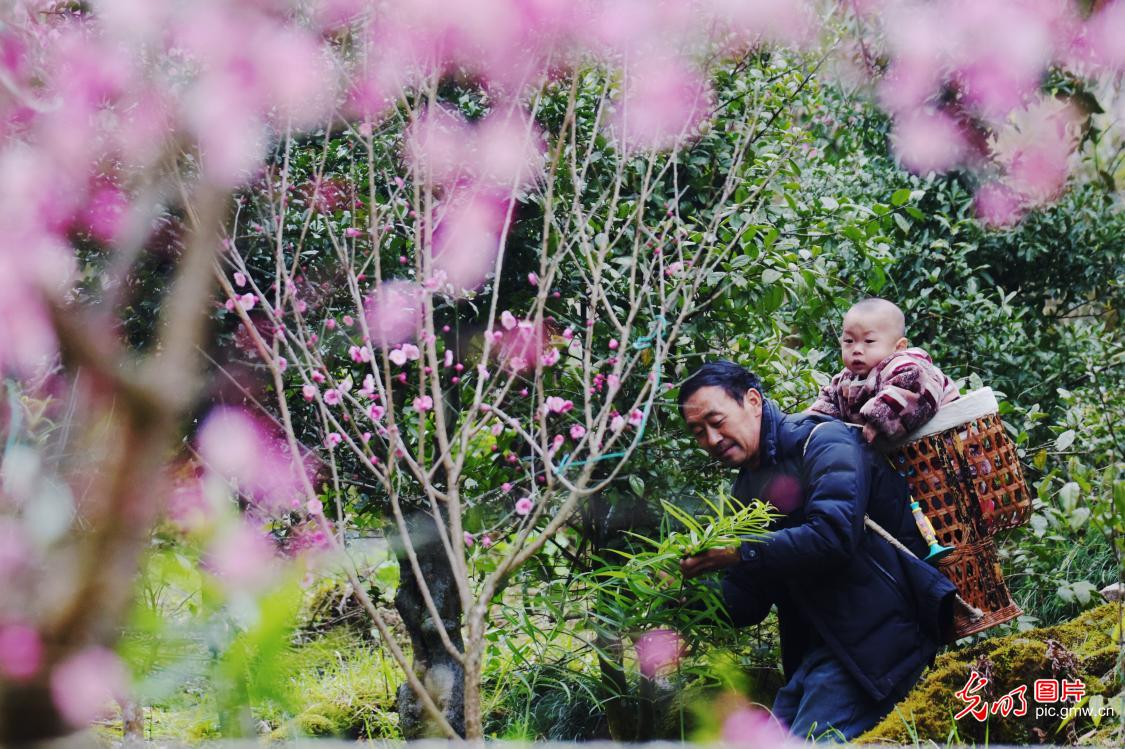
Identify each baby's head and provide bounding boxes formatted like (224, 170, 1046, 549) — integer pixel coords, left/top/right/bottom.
(840, 298, 908, 376)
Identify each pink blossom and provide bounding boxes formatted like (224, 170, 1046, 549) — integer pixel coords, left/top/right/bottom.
(562, 327, 574, 341)
(165, 480, 213, 532)
(891, 110, 968, 174)
(974, 182, 1024, 228)
(405, 105, 473, 186)
(360, 373, 376, 398)
(389, 348, 408, 366)
(607, 374, 620, 390)
(527, 271, 539, 286)
(501, 310, 518, 330)
(360, 431, 372, 443)
(611, 414, 626, 432)
(204, 521, 277, 593)
(464, 531, 475, 547)
(302, 384, 317, 401)
(325, 432, 343, 448)
(368, 404, 386, 422)
(549, 433, 566, 454)
(237, 293, 258, 310)
(343, 315, 355, 326)
(514, 496, 534, 516)
(608, 338, 619, 351)
(612, 58, 711, 152)
(344, 227, 363, 238)
(323, 389, 341, 406)
(501, 482, 513, 493)
(413, 395, 434, 412)
(50, 647, 128, 728)
(540, 348, 560, 367)
(307, 498, 324, 515)
(0, 624, 42, 681)
(721, 705, 794, 746)
(444, 349, 454, 367)
(481, 534, 493, 548)
(350, 345, 372, 363)
(431, 194, 507, 296)
(628, 409, 645, 427)
(401, 343, 422, 361)
(1088, 2, 1125, 71)
(569, 424, 587, 441)
(365, 280, 424, 347)
(198, 407, 307, 510)
(312, 371, 327, 384)
(491, 421, 505, 436)
(325, 318, 337, 330)
(545, 396, 574, 414)
(634, 628, 683, 679)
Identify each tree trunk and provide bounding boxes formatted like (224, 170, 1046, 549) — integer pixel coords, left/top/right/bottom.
(392, 508, 465, 738)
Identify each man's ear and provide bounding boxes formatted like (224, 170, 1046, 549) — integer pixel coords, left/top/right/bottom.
(895, 337, 909, 352)
(744, 387, 763, 412)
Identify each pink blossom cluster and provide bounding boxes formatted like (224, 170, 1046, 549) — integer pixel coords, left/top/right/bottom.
(868, 0, 1125, 224)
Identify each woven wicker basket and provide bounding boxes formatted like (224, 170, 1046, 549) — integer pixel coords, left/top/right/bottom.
(886, 388, 1029, 639)
(939, 540, 1023, 640)
(888, 388, 1032, 538)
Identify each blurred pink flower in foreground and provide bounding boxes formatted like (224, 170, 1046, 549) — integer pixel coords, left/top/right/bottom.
(613, 57, 711, 152)
(197, 407, 308, 512)
(634, 627, 684, 678)
(431, 195, 509, 295)
(993, 96, 1081, 205)
(974, 182, 1024, 228)
(1086, 1, 1125, 71)
(365, 280, 424, 346)
(891, 110, 968, 174)
(50, 647, 128, 728)
(721, 705, 795, 747)
(0, 624, 42, 681)
(407, 106, 544, 190)
(204, 521, 278, 593)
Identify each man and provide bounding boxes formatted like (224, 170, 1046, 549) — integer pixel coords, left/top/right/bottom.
(678, 360, 955, 740)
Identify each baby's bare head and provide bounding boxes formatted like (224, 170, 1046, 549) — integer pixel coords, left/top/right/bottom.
(840, 298, 908, 376)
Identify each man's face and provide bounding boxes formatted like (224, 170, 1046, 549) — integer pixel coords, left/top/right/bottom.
(682, 386, 763, 467)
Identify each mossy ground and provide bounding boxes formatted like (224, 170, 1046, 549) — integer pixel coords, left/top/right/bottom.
(858, 603, 1125, 745)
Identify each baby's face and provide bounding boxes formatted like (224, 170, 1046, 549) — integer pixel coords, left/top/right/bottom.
(840, 310, 907, 376)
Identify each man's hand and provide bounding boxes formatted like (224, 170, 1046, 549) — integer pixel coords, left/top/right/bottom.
(680, 546, 740, 580)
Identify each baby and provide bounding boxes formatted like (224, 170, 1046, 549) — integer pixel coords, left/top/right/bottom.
(810, 298, 959, 443)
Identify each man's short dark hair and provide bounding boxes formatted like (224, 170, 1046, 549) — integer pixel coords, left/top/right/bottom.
(677, 360, 763, 416)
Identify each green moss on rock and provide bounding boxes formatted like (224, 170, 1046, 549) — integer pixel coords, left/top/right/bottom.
(858, 603, 1123, 745)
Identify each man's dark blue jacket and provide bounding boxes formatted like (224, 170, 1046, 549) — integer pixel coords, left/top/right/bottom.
(721, 399, 956, 702)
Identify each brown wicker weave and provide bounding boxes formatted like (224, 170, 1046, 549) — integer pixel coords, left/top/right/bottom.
(939, 539, 1022, 640)
(887, 413, 1031, 538)
(885, 400, 1031, 640)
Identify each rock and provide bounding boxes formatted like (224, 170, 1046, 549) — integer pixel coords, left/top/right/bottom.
(857, 604, 1122, 745)
(1098, 582, 1124, 602)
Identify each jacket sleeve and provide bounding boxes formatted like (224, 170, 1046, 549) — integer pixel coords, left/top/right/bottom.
(738, 422, 869, 576)
(720, 563, 780, 627)
(808, 377, 842, 418)
(858, 358, 943, 440)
